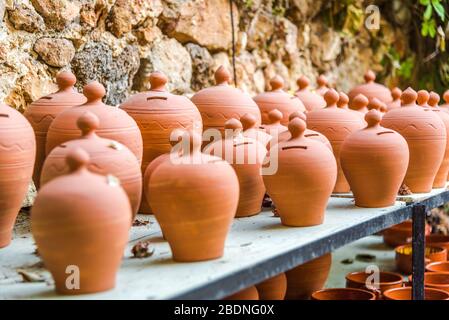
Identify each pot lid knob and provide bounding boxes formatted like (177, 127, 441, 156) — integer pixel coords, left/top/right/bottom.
(337, 92, 349, 108)
(317, 75, 328, 87)
(417, 90, 430, 106)
(288, 110, 306, 121)
(443, 90, 449, 104)
(365, 109, 382, 127)
(368, 97, 383, 111)
(288, 117, 306, 139)
(270, 76, 284, 91)
(352, 93, 369, 110)
(401, 87, 418, 106)
(66, 148, 90, 172)
(56, 71, 77, 90)
(364, 70, 376, 83)
(391, 87, 402, 100)
(149, 72, 168, 91)
(215, 66, 231, 85)
(225, 118, 243, 131)
(240, 113, 256, 130)
(83, 81, 106, 103)
(268, 109, 283, 124)
(324, 88, 339, 107)
(296, 76, 309, 90)
(77, 111, 99, 136)
(429, 91, 440, 107)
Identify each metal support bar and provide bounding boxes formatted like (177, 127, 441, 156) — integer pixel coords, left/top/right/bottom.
(412, 204, 426, 300)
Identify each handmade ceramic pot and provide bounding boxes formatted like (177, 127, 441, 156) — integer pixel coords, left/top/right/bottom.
(263, 118, 336, 226)
(306, 89, 365, 193)
(346, 271, 403, 296)
(191, 66, 261, 134)
(253, 75, 305, 125)
(316, 74, 329, 96)
(259, 109, 288, 140)
(395, 244, 447, 274)
(204, 119, 266, 217)
(120, 71, 202, 213)
(285, 253, 332, 300)
(295, 76, 326, 111)
(351, 93, 369, 114)
(440, 90, 449, 110)
(148, 131, 239, 262)
(224, 286, 259, 300)
(31, 148, 131, 294)
(41, 112, 142, 217)
(348, 70, 391, 109)
(383, 220, 431, 247)
(427, 92, 449, 188)
(426, 234, 449, 259)
(0, 103, 36, 248)
(367, 97, 387, 113)
(381, 88, 446, 193)
(46, 81, 143, 162)
(256, 273, 287, 300)
(387, 87, 402, 111)
(417, 90, 430, 107)
(408, 272, 449, 293)
(311, 288, 376, 300)
(24, 72, 86, 189)
(427, 261, 449, 273)
(340, 110, 409, 207)
(383, 287, 449, 300)
(240, 113, 272, 147)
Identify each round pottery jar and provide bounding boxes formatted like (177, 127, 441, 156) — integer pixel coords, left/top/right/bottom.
(41, 112, 142, 217)
(383, 220, 431, 247)
(148, 131, 239, 262)
(46, 81, 143, 162)
(383, 287, 449, 300)
(24, 72, 86, 189)
(31, 148, 131, 294)
(263, 118, 337, 227)
(240, 113, 272, 147)
(253, 75, 305, 125)
(387, 87, 402, 111)
(381, 88, 446, 193)
(285, 253, 332, 300)
(345, 271, 403, 296)
(409, 272, 449, 293)
(427, 261, 449, 273)
(294, 76, 326, 112)
(348, 70, 392, 109)
(311, 288, 376, 300)
(367, 97, 387, 113)
(316, 74, 329, 96)
(259, 108, 288, 139)
(426, 234, 449, 259)
(255, 273, 287, 300)
(0, 103, 36, 248)
(204, 119, 267, 218)
(306, 89, 365, 193)
(224, 286, 259, 300)
(440, 90, 449, 110)
(191, 66, 261, 134)
(395, 244, 447, 274)
(340, 110, 409, 207)
(351, 93, 369, 114)
(427, 92, 449, 188)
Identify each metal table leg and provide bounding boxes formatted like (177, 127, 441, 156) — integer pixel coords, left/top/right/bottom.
(412, 204, 426, 300)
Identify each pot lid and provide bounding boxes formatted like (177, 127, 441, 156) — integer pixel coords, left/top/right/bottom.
(417, 90, 430, 107)
(316, 75, 329, 96)
(253, 76, 305, 111)
(348, 70, 391, 105)
(295, 76, 326, 111)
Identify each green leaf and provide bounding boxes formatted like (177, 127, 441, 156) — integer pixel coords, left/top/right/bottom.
(420, 0, 430, 5)
(429, 22, 437, 37)
(432, 1, 446, 21)
(424, 4, 433, 20)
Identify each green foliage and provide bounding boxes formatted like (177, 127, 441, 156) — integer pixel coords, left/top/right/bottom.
(382, 47, 415, 81)
(420, 0, 446, 39)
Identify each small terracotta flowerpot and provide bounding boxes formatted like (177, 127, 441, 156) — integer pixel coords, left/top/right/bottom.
(255, 273, 287, 300)
(224, 286, 259, 300)
(345, 271, 403, 295)
(383, 220, 431, 247)
(311, 288, 376, 300)
(395, 244, 447, 274)
(426, 261, 449, 273)
(409, 272, 449, 293)
(383, 287, 449, 300)
(426, 234, 449, 259)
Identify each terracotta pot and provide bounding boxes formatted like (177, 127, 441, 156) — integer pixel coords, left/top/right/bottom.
(383, 287, 449, 300)
(41, 112, 142, 217)
(260, 109, 288, 138)
(31, 148, 131, 294)
(367, 97, 387, 113)
(440, 89, 449, 110)
(316, 74, 329, 96)
(416, 89, 430, 108)
(277, 111, 332, 150)
(383, 220, 431, 247)
(348, 70, 392, 109)
(346, 271, 403, 295)
(295, 76, 326, 112)
(255, 273, 287, 300)
(351, 93, 369, 114)
(263, 118, 336, 226)
(427, 261, 449, 273)
(240, 113, 272, 147)
(24, 72, 86, 189)
(427, 92, 449, 188)
(409, 272, 449, 293)
(285, 253, 332, 300)
(312, 288, 376, 300)
(191, 66, 261, 134)
(340, 110, 409, 207)
(306, 89, 365, 193)
(386, 87, 402, 111)
(253, 75, 305, 125)
(46, 81, 143, 162)
(381, 88, 446, 193)
(148, 131, 239, 262)
(0, 103, 36, 248)
(426, 234, 449, 259)
(395, 244, 447, 274)
(204, 119, 266, 217)
(224, 286, 259, 300)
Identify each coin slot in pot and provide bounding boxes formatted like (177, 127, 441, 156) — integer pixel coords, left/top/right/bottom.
(234, 141, 253, 147)
(282, 146, 307, 150)
(147, 96, 168, 101)
(40, 97, 53, 100)
(377, 131, 394, 136)
(0, 114, 10, 118)
(305, 133, 319, 137)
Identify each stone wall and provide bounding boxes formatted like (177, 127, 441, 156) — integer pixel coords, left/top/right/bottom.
(0, 0, 408, 111)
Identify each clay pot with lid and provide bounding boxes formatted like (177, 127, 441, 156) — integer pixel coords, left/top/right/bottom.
(41, 112, 142, 217)
(224, 286, 259, 300)
(46, 81, 143, 162)
(316, 74, 329, 96)
(351, 93, 370, 114)
(311, 288, 376, 300)
(204, 119, 266, 218)
(346, 271, 403, 296)
(260, 109, 288, 139)
(240, 113, 272, 147)
(31, 148, 131, 294)
(191, 66, 261, 134)
(383, 287, 449, 300)
(256, 273, 287, 300)
(387, 87, 402, 111)
(367, 97, 387, 113)
(395, 244, 447, 274)
(294, 76, 326, 111)
(148, 131, 239, 262)
(253, 76, 305, 125)
(306, 89, 365, 193)
(348, 70, 392, 109)
(340, 110, 409, 207)
(339, 92, 366, 119)
(0, 103, 36, 248)
(381, 88, 446, 193)
(263, 118, 337, 227)
(440, 90, 449, 110)
(24, 72, 86, 189)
